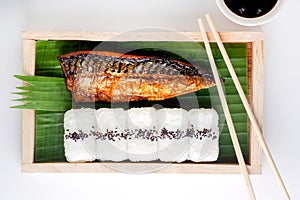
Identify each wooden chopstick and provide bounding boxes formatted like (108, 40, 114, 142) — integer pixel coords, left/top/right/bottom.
(197, 18, 256, 200)
(205, 14, 291, 200)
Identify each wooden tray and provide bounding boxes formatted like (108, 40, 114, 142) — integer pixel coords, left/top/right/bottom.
(21, 31, 264, 173)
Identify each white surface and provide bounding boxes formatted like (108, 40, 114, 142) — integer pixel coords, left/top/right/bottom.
(1, 0, 299, 199)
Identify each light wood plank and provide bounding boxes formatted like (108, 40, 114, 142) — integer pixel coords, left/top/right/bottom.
(22, 31, 263, 42)
(22, 110, 35, 164)
(22, 39, 36, 164)
(23, 39, 35, 76)
(249, 39, 264, 171)
(22, 163, 261, 174)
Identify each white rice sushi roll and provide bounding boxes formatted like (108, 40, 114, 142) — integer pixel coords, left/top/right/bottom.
(95, 108, 127, 161)
(188, 108, 219, 162)
(127, 107, 158, 161)
(157, 108, 189, 162)
(64, 108, 97, 162)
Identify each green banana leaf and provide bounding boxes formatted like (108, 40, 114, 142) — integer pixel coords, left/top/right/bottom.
(13, 40, 248, 163)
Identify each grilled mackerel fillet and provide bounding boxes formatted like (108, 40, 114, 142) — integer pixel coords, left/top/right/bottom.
(57, 51, 219, 102)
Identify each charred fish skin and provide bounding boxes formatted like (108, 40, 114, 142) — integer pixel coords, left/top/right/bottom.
(58, 51, 213, 77)
(57, 51, 219, 102)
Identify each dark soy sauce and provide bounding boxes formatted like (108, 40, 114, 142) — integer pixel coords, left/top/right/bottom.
(224, 0, 278, 18)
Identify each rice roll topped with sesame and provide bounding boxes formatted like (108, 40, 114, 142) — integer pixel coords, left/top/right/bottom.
(157, 108, 189, 162)
(64, 108, 97, 162)
(127, 107, 158, 162)
(188, 108, 219, 162)
(95, 108, 127, 161)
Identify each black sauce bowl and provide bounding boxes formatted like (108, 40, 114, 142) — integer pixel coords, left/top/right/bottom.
(216, 0, 285, 26)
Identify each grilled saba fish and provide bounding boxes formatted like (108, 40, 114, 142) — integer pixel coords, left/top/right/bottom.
(57, 51, 220, 102)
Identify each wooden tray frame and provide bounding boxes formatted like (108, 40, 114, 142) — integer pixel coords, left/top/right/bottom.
(21, 31, 264, 173)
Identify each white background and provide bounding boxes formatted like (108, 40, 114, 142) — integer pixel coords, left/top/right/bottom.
(1, 0, 299, 199)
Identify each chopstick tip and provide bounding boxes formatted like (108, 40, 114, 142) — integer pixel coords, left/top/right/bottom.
(205, 14, 213, 24)
(197, 18, 204, 27)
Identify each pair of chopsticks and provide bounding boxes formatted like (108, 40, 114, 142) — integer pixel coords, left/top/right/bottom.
(198, 14, 290, 200)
